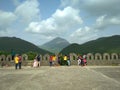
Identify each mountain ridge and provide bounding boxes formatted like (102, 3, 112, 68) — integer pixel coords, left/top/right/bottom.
(60, 35, 120, 54)
(0, 37, 52, 54)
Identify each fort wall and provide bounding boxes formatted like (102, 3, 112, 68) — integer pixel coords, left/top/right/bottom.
(0, 53, 120, 66)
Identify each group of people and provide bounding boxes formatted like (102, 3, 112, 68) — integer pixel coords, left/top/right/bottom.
(33, 54, 71, 67)
(77, 55, 87, 66)
(1, 53, 87, 69)
(33, 54, 87, 67)
(14, 54, 22, 69)
(49, 55, 71, 66)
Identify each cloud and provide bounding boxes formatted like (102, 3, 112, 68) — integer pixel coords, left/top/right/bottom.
(61, 0, 120, 17)
(0, 10, 16, 31)
(15, 0, 40, 24)
(61, 0, 120, 27)
(94, 15, 120, 30)
(69, 14, 120, 44)
(26, 6, 83, 36)
(70, 26, 90, 37)
(69, 26, 98, 44)
(60, 0, 120, 44)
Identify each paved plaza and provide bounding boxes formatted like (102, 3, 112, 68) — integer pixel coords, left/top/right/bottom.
(0, 66, 120, 90)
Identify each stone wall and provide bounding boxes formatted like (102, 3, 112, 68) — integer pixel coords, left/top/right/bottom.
(0, 53, 120, 66)
(0, 54, 28, 66)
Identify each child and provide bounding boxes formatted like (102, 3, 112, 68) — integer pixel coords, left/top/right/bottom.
(77, 56, 82, 66)
(33, 58, 38, 68)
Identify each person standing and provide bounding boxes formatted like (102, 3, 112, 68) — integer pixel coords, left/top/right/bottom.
(52, 55, 56, 66)
(37, 54, 41, 67)
(49, 56, 53, 66)
(18, 54, 22, 69)
(64, 55, 68, 65)
(14, 55, 19, 69)
(83, 54, 87, 66)
(33, 58, 38, 68)
(67, 55, 71, 66)
(77, 56, 82, 66)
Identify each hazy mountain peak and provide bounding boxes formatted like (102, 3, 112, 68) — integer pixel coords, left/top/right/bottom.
(40, 37, 70, 53)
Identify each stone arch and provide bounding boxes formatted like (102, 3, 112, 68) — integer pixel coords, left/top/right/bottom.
(70, 53, 78, 60)
(103, 53, 110, 60)
(0, 55, 6, 61)
(6, 55, 12, 61)
(111, 53, 118, 60)
(22, 54, 28, 61)
(87, 53, 94, 60)
(95, 53, 102, 60)
(43, 54, 50, 61)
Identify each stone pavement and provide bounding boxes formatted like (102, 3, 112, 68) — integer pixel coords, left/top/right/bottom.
(0, 66, 120, 90)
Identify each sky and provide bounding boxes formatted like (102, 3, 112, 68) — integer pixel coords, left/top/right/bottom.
(0, 0, 120, 45)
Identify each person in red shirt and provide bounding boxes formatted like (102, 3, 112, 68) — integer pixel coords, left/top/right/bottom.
(49, 56, 53, 66)
(18, 54, 22, 69)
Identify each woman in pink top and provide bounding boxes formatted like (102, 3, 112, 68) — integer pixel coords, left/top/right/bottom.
(33, 58, 38, 68)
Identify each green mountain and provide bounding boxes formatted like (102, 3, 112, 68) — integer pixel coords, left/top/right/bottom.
(60, 35, 120, 55)
(39, 37, 70, 53)
(0, 37, 52, 54)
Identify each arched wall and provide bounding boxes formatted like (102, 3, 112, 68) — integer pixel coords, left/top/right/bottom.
(111, 53, 119, 60)
(22, 54, 28, 61)
(0, 53, 120, 66)
(103, 53, 110, 60)
(70, 53, 78, 60)
(87, 53, 94, 60)
(6, 55, 12, 61)
(95, 53, 102, 60)
(0, 55, 6, 61)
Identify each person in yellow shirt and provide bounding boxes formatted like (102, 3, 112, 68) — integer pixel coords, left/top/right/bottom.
(64, 55, 68, 65)
(64, 55, 67, 61)
(52, 55, 56, 66)
(14, 55, 19, 69)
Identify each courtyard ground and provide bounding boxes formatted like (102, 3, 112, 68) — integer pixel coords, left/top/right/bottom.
(0, 66, 120, 90)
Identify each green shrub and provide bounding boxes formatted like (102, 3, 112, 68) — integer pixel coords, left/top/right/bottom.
(26, 51, 37, 60)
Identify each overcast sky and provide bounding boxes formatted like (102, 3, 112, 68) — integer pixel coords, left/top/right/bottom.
(0, 0, 120, 45)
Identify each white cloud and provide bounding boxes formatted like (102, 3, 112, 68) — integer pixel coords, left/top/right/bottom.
(60, 0, 120, 44)
(26, 6, 83, 36)
(69, 26, 98, 44)
(94, 15, 120, 30)
(0, 10, 16, 31)
(70, 26, 90, 37)
(15, 0, 40, 24)
(110, 17, 120, 25)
